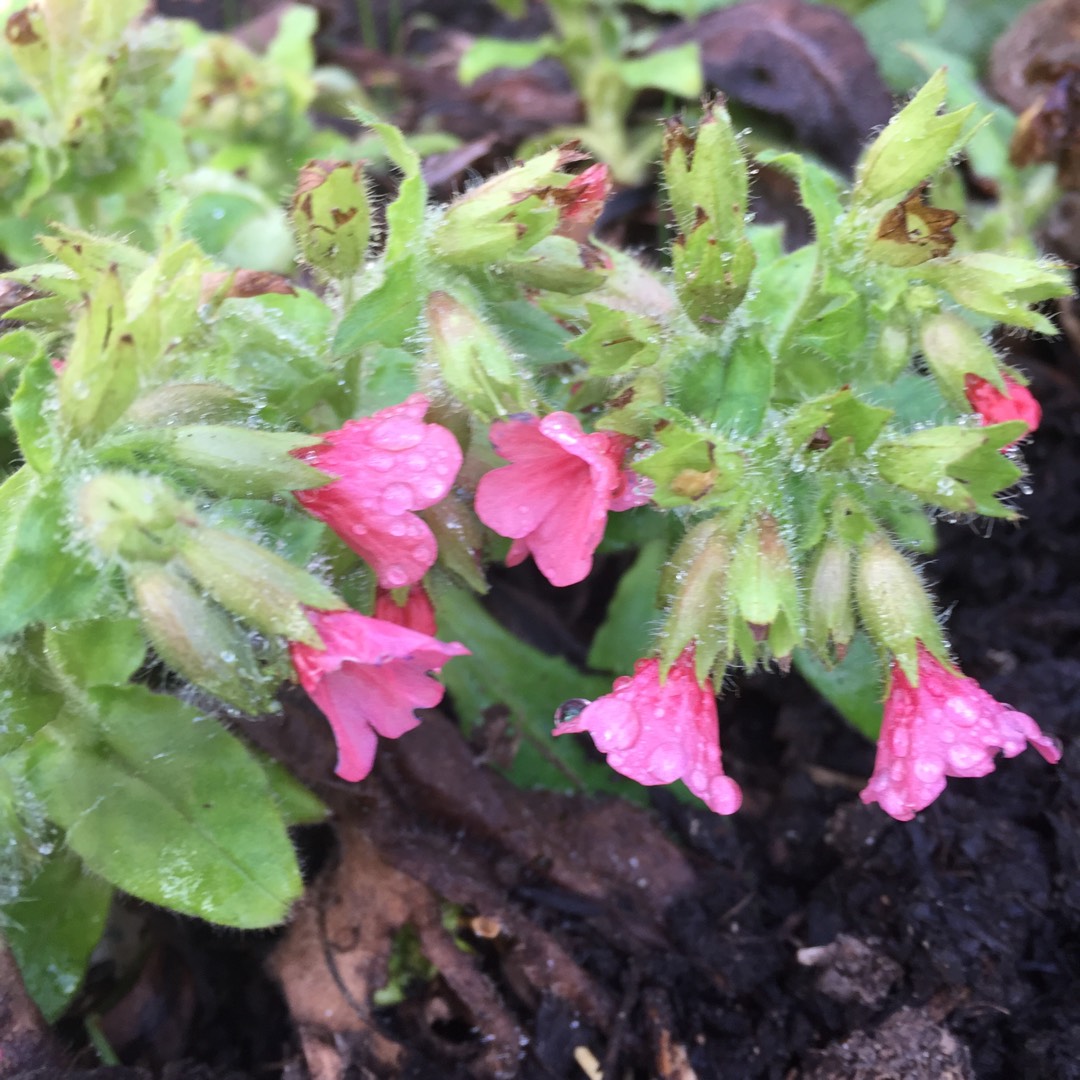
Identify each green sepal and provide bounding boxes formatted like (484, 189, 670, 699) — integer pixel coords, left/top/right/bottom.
(564, 302, 662, 376)
(853, 69, 977, 207)
(919, 311, 1004, 410)
(291, 159, 372, 279)
(876, 424, 1023, 518)
(334, 260, 424, 355)
(756, 150, 844, 244)
(500, 236, 609, 295)
(854, 535, 944, 682)
(130, 562, 271, 713)
(659, 515, 739, 680)
(9, 337, 57, 475)
(111, 425, 330, 498)
(634, 424, 745, 509)
(919, 253, 1071, 334)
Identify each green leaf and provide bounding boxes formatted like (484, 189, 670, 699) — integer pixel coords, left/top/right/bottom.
(8, 337, 55, 474)
(255, 754, 328, 826)
(430, 581, 642, 799)
(587, 539, 667, 672)
(25, 686, 302, 928)
(355, 346, 419, 413)
(1, 848, 113, 1021)
(794, 632, 883, 739)
(367, 122, 426, 264)
(44, 618, 146, 688)
(0, 475, 103, 640)
(635, 424, 745, 509)
(755, 150, 844, 244)
(458, 35, 559, 85)
(334, 261, 425, 355)
(617, 43, 703, 96)
(705, 334, 773, 437)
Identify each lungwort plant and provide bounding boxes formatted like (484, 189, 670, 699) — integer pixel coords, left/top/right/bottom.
(0, 22, 1068, 1021)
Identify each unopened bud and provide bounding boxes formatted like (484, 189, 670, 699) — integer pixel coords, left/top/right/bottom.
(855, 535, 944, 680)
(174, 525, 342, 646)
(728, 513, 802, 666)
(920, 311, 1007, 411)
(500, 236, 610, 295)
(136, 425, 329, 498)
(432, 144, 588, 265)
(131, 562, 271, 712)
(77, 472, 194, 562)
(807, 539, 855, 662)
(425, 291, 533, 421)
(660, 515, 739, 679)
(291, 160, 372, 278)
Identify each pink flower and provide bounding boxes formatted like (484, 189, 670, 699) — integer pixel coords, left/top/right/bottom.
(553, 648, 742, 815)
(556, 164, 612, 236)
(290, 607, 469, 782)
(860, 644, 1062, 821)
(292, 394, 462, 589)
(474, 412, 651, 587)
(374, 584, 437, 637)
(964, 373, 1041, 445)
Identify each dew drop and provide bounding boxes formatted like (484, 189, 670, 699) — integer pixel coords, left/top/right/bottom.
(381, 482, 415, 513)
(647, 743, 685, 783)
(913, 758, 942, 782)
(947, 700, 978, 726)
(370, 419, 424, 451)
(369, 452, 394, 472)
(947, 743, 983, 771)
(384, 566, 408, 587)
(420, 479, 445, 500)
(389, 521, 406, 537)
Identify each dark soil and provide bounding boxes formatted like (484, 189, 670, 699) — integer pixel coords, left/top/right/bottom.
(15, 3, 1080, 1079)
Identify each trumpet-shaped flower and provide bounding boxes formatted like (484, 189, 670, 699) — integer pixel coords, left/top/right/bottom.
(290, 607, 468, 782)
(964, 373, 1041, 443)
(860, 644, 1061, 821)
(292, 395, 462, 588)
(475, 412, 650, 587)
(373, 584, 438, 637)
(554, 648, 742, 815)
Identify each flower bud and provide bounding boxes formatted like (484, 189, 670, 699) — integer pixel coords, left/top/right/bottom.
(130, 424, 330, 498)
(500, 236, 610, 295)
(660, 515, 739, 679)
(920, 311, 1005, 411)
(291, 160, 372, 279)
(806, 538, 855, 662)
(431, 144, 588, 265)
(727, 513, 802, 667)
(130, 562, 271, 712)
(855, 535, 944, 680)
(77, 472, 194, 563)
(123, 382, 251, 427)
(425, 291, 533, 421)
(663, 101, 755, 327)
(174, 525, 342, 646)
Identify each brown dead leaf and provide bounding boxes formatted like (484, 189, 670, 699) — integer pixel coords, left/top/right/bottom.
(199, 269, 297, 303)
(651, 0, 892, 171)
(873, 183, 959, 264)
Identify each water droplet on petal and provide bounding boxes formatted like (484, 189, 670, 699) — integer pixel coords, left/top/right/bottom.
(381, 482, 415, 513)
(384, 566, 408, 587)
(947, 699, 978, 726)
(369, 453, 394, 472)
(890, 725, 910, 756)
(389, 522, 406, 537)
(591, 701, 638, 751)
(947, 743, 983, 772)
(914, 758, 942, 782)
(647, 743, 685, 783)
(371, 419, 424, 451)
(421, 479, 445, 500)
